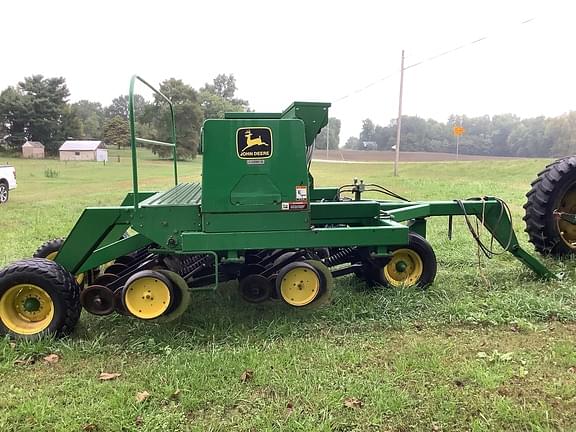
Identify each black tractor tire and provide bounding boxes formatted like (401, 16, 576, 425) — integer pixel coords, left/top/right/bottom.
(0, 181, 8, 204)
(377, 232, 437, 289)
(33, 238, 66, 259)
(0, 258, 81, 339)
(33, 238, 91, 286)
(524, 156, 576, 256)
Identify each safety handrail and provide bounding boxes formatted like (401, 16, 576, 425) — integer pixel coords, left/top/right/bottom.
(128, 75, 178, 210)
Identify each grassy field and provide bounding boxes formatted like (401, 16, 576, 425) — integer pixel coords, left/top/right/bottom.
(1, 151, 575, 431)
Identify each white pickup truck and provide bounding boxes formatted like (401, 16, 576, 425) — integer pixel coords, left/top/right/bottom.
(0, 165, 16, 204)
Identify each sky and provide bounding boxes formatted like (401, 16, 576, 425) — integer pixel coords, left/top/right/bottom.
(1, 0, 574, 146)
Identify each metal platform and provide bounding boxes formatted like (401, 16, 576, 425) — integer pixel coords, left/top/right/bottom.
(140, 182, 202, 207)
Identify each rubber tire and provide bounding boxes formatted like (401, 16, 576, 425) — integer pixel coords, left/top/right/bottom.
(275, 261, 324, 308)
(122, 270, 175, 320)
(302, 259, 333, 308)
(33, 238, 65, 259)
(524, 156, 576, 256)
(0, 182, 8, 204)
(0, 258, 81, 338)
(378, 232, 437, 289)
(153, 270, 191, 323)
(34, 238, 88, 286)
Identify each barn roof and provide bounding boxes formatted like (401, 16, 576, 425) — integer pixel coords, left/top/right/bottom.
(59, 140, 104, 151)
(22, 141, 44, 148)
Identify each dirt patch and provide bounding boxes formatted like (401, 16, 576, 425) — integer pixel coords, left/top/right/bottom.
(313, 149, 530, 162)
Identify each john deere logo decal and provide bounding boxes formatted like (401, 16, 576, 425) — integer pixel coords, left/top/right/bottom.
(237, 127, 273, 159)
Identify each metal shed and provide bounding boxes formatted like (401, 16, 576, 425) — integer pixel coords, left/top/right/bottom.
(59, 141, 107, 161)
(22, 141, 45, 159)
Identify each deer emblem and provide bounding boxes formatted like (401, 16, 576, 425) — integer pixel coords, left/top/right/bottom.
(243, 130, 269, 149)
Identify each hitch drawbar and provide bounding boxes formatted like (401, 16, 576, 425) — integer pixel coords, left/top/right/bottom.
(379, 197, 556, 280)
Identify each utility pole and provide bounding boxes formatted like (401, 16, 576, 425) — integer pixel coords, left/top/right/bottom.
(453, 119, 464, 160)
(326, 117, 330, 160)
(393, 50, 405, 177)
(456, 129, 460, 159)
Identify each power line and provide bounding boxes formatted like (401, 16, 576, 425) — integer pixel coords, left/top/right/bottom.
(331, 16, 537, 105)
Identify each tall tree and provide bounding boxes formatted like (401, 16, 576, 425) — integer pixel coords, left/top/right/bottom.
(507, 117, 551, 157)
(344, 136, 360, 149)
(359, 119, 376, 145)
(548, 112, 576, 156)
(315, 117, 341, 149)
(152, 78, 203, 159)
(0, 86, 28, 149)
(0, 75, 72, 153)
(104, 94, 148, 120)
(72, 100, 104, 139)
(199, 74, 249, 120)
(102, 116, 130, 149)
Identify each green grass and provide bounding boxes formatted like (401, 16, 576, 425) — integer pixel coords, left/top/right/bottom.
(1, 151, 576, 431)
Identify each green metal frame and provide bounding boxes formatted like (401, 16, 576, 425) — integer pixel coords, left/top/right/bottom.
(51, 76, 555, 285)
(379, 198, 553, 278)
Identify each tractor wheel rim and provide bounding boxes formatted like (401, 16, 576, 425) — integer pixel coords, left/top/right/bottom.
(383, 249, 423, 287)
(557, 187, 576, 249)
(0, 284, 54, 335)
(124, 277, 171, 319)
(280, 267, 320, 306)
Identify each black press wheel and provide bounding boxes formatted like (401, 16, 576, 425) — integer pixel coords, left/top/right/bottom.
(239, 274, 272, 303)
(378, 232, 437, 289)
(0, 258, 81, 338)
(0, 182, 8, 204)
(524, 156, 576, 256)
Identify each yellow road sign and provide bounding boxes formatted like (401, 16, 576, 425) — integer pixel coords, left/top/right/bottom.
(453, 126, 465, 137)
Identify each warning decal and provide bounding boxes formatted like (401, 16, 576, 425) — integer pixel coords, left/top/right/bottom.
(295, 185, 308, 201)
(281, 201, 308, 211)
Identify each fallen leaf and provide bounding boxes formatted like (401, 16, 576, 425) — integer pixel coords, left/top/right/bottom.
(82, 424, 97, 432)
(9, 342, 16, 349)
(240, 369, 253, 383)
(431, 425, 442, 432)
(568, 366, 576, 374)
(170, 389, 181, 400)
(286, 402, 294, 415)
(99, 372, 121, 381)
(136, 391, 150, 403)
(43, 354, 60, 364)
(343, 397, 363, 409)
(135, 416, 144, 427)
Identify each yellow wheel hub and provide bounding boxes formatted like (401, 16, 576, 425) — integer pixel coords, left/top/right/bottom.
(383, 249, 423, 287)
(124, 276, 171, 319)
(279, 266, 320, 307)
(558, 188, 576, 249)
(0, 284, 54, 335)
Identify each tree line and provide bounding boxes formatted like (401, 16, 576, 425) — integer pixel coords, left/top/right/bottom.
(0, 74, 249, 158)
(345, 112, 576, 157)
